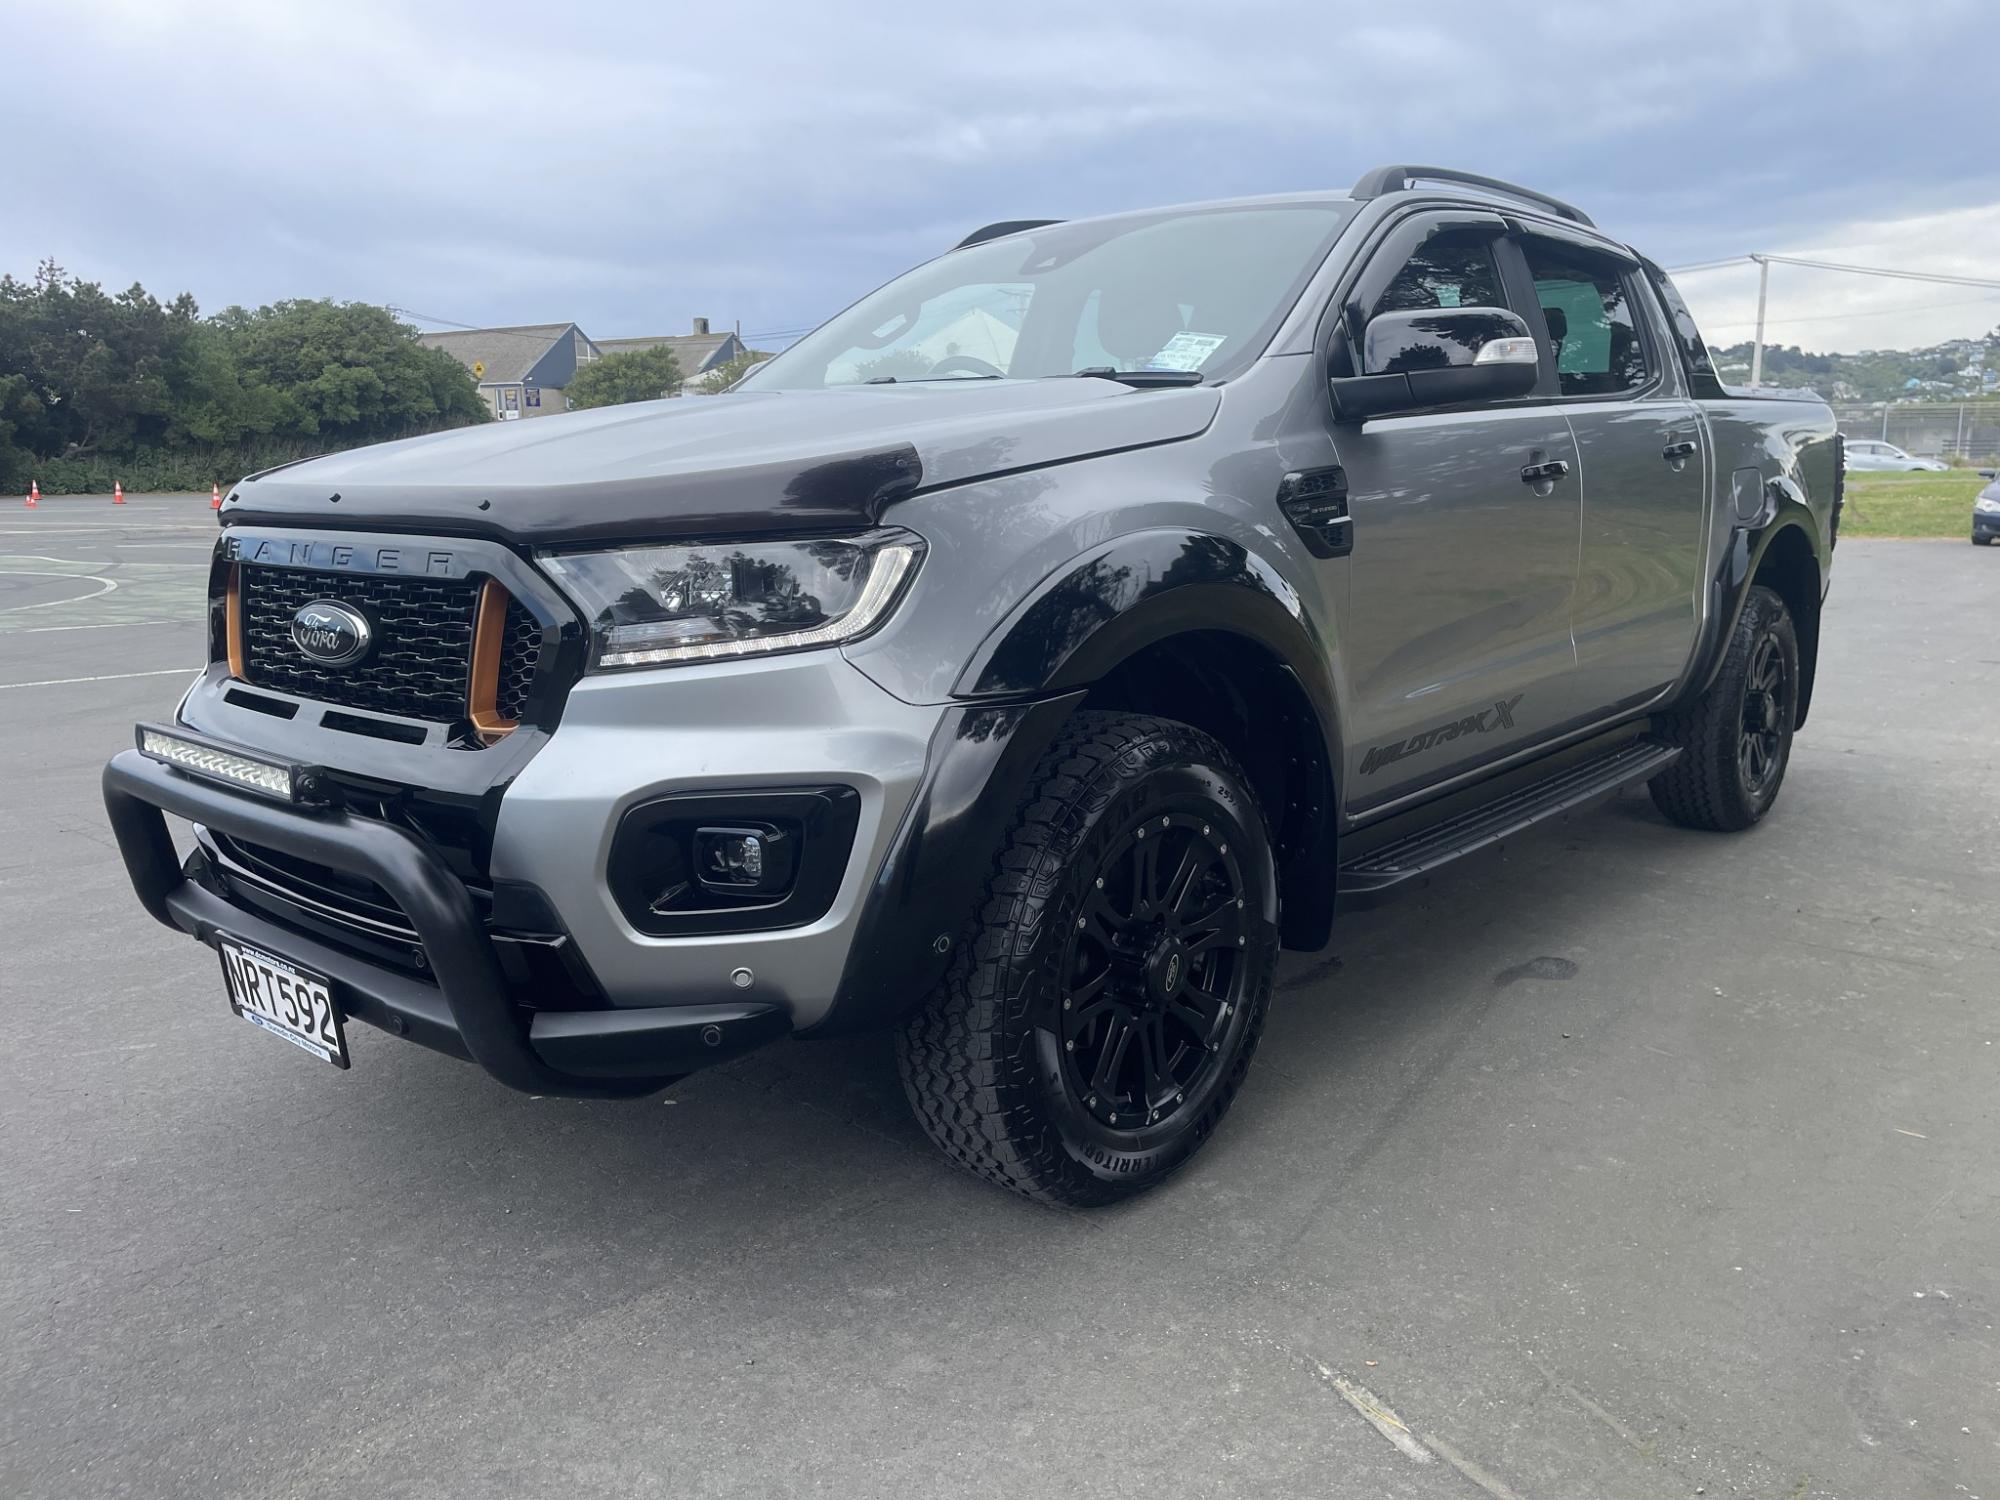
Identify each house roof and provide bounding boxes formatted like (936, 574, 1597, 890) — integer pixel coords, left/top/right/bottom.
(419, 323, 584, 385)
(596, 332, 741, 374)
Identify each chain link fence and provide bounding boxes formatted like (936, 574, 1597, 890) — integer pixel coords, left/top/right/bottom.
(1829, 401, 2000, 464)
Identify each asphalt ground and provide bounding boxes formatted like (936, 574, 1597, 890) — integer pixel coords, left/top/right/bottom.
(2, 495, 1996, 1499)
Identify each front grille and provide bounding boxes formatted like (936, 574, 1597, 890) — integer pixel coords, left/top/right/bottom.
(497, 596, 541, 722)
(237, 565, 547, 728)
(242, 566, 478, 721)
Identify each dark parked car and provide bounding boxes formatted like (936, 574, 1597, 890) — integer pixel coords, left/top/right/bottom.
(104, 166, 1839, 1204)
(1974, 468, 2000, 545)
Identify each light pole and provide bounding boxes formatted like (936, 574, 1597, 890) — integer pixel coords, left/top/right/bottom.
(1748, 255, 1770, 390)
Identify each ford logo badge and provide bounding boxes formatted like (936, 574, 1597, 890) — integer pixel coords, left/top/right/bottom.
(290, 600, 373, 667)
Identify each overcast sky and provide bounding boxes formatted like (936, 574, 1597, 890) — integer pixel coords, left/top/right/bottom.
(8, 0, 1996, 354)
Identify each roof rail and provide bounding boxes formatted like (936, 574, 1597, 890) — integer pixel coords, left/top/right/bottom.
(953, 218, 1064, 250)
(1349, 165, 1594, 228)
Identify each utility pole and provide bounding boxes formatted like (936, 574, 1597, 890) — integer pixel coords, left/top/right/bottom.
(1748, 255, 1770, 389)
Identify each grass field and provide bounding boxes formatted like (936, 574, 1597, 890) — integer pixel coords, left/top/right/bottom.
(1840, 468, 1987, 539)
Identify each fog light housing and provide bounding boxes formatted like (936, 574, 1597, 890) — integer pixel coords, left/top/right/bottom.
(606, 788, 860, 936)
(694, 825, 794, 896)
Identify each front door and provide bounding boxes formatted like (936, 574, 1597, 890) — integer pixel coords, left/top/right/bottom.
(1327, 216, 1582, 811)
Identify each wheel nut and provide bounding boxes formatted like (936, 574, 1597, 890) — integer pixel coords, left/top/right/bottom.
(1202, 824, 1211, 835)
(1238, 936, 1246, 947)
(1175, 1092, 1184, 1103)
(1095, 876, 1104, 889)
(1065, 1040, 1074, 1051)
(1160, 816, 1168, 827)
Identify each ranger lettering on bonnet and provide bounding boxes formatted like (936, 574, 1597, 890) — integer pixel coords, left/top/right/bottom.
(103, 165, 1837, 1205)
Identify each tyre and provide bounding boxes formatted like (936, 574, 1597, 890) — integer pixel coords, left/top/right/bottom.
(1649, 584, 1799, 832)
(896, 711, 1280, 1206)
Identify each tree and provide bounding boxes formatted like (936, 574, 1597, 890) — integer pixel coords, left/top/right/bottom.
(0, 262, 490, 491)
(566, 346, 683, 409)
(693, 349, 773, 395)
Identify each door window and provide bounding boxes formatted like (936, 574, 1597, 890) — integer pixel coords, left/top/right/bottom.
(1520, 240, 1650, 396)
(1371, 229, 1507, 318)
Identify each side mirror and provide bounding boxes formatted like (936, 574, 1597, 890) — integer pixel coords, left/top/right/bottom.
(1330, 306, 1539, 420)
(1978, 468, 1997, 481)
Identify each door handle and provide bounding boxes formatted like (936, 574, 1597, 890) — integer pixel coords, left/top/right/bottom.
(1520, 459, 1570, 485)
(1662, 439, 1698, 462)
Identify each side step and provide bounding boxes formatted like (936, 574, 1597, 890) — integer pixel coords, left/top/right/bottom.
(1336, 738, 1680, 907)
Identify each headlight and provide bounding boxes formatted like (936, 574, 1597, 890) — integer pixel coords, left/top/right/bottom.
(543, 531, 924, 670)
(1977, 496, 2000, 514)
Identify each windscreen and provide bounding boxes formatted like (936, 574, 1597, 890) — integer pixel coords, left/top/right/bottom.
(745, 202, 1351, 390)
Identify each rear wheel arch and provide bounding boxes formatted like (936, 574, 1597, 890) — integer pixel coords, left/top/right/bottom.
(1749, 522, 1821, 728)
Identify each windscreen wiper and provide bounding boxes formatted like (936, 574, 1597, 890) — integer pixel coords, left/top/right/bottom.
(1070, 367, 1204, 387)
(863, 374, 1003, 385)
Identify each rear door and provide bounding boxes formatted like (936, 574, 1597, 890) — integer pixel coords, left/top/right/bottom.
(1513, 230, 1706, 718)
(1326, 212, 1582, 812)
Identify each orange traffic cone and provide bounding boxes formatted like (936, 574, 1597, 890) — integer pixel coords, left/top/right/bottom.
(113, 481, 126, 505)
(210, 483, 222, 511)
(25, 481, 38, 508)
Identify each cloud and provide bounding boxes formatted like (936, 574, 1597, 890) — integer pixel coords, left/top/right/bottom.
(9, 0, 1997, 352)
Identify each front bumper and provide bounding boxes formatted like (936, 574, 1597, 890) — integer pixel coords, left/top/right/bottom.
(103, 749, 789, 1096)
(1974, 510, 2000, 540)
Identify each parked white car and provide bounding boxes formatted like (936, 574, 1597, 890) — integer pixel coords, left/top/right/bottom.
(1842, 439, 1949, 472)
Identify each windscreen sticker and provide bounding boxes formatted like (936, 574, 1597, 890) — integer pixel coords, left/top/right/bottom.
(1147, 330, 1228, 371)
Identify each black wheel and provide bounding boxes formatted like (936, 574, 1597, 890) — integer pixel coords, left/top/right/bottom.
(896, 711, 1280, 1206)
(1649, 584, 1800, 832)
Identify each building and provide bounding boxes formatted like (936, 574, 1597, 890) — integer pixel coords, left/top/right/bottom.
(595, 318, 749, 379)
(418, 323, 601, 419)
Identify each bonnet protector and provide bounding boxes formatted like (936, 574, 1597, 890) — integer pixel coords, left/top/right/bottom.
(224, 443, 924, 548)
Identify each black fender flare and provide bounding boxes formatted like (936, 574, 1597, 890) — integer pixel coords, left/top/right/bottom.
(1681, 483, 1827, 725)
(810, 531, 1341, 1037)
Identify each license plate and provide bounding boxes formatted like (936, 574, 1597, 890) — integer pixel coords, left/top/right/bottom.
(217, 938, 349, 1069)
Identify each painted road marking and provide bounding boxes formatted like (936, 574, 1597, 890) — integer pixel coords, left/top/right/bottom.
(0, 569, 119, 612)
(22, 619, 193, 634)
(0, 668, 194, 690)
(1318, 1367, 1433, 1464)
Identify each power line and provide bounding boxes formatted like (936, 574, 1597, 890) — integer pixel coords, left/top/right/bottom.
(1664, 254, 2000, 387)
(1701, 291, 2000, 335)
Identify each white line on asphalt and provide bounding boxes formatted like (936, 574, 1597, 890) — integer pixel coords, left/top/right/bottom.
(1420, 1433, 1529, 1500)
(1315, 1365, 1433, 1464)
(0, 668, 193, 690)
(2, 555, 205, 568)
(0, 569, 119, 612)
(21, 619, 192, 633)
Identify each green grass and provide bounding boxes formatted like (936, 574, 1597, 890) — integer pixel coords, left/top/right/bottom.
(1840, 469, 1985, 539)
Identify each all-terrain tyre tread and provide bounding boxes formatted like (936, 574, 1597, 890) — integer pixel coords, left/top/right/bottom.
(895, 711, 1273, 1206)
(1648, 584, 1796, 832)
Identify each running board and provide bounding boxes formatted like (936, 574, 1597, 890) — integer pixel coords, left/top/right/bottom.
(1336, 739, 1681, 906)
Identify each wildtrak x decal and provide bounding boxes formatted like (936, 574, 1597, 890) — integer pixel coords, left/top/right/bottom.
(1360, 695, 1525, 775)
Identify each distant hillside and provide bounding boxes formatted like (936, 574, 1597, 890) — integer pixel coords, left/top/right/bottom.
(1709, 332, 2000, 402)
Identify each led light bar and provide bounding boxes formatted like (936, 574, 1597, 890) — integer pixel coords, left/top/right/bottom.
(136, 726, 305, 803)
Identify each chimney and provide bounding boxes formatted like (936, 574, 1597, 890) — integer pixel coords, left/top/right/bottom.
(692, 316, 710, 335)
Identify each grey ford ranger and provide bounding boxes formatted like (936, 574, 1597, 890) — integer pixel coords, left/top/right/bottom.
(104, 166, 1839, 1205)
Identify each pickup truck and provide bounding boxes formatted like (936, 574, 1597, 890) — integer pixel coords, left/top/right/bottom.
(104, 166, 1839, 1205)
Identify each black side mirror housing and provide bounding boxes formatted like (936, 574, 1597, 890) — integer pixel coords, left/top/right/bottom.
(1978, 468, 1997, 481)
(1330, 306, 1539, 421)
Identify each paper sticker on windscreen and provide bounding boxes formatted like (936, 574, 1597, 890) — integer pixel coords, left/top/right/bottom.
(1147, 331, 1227, 371)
